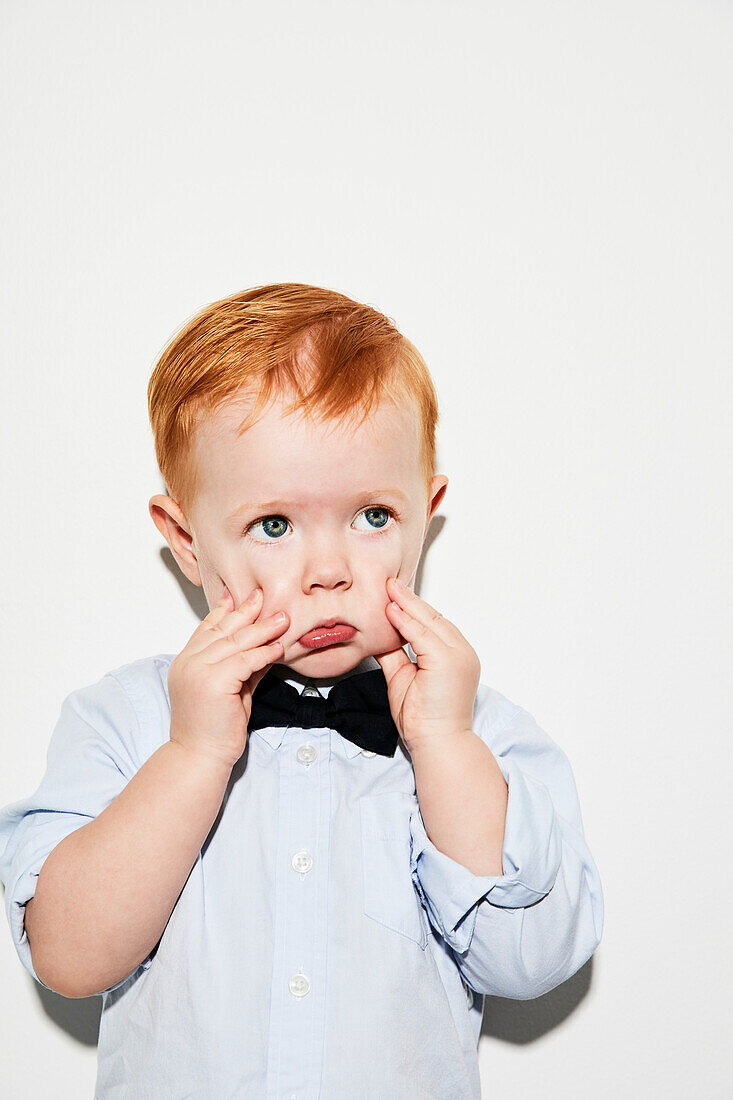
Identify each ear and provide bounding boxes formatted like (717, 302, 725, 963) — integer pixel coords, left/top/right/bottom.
(148, 494, 203, 589)
(424, 475, 448, 536)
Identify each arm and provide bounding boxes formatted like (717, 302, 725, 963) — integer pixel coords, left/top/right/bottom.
(3, 595, 285, 999)
(409, 692, 604, 999)
(410, 727, 508, 876)
(26, 739, 232, 999)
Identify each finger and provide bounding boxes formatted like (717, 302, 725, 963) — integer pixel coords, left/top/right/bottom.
(386, 578, 458, 644)
(204, 589, 237, 625)
(202, 588, 260, 626)
(385, 599, 445, 664)
(216, 591, 289, 640)
(188, 591, 239, 644)
(244, 659, 277, 698)
(216, 638, 285, 696)
(188, 588, 265, 653)
(201, 612, 289, 665)
(374, 646, 413, 683)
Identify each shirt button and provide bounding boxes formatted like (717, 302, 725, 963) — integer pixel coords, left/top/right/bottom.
(292, 850, 313, 874)
(361, 748, 377, 757)
(289, 973, 311, 997)
(297, 744, 317, 765)
(301, 685, 322, 698)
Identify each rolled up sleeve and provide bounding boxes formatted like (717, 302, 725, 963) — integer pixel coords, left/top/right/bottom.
(408, 688, 604, 999)
(0, 671, 157, 993)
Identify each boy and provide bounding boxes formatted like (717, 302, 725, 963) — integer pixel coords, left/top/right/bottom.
(0, 283, 603, 1099)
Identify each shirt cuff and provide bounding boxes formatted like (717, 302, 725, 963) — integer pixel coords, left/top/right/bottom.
(5, 863, 49, 987)
(409, 755, 563, 953)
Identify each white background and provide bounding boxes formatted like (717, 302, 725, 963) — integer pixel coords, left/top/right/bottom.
(1, 1, 731, 1096)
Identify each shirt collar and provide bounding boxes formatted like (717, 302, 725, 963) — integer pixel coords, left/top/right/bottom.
(252, 654, 382, 756)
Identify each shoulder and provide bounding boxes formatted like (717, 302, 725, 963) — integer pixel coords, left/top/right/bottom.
(103, 652, 176, 721)
(472, 681, 582, 808)
(473, 681, 524, 738)
(56, 653, 177, 771)
(473, 681, 570, 770)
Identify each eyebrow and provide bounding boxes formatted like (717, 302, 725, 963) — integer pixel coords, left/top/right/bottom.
(226, 488, 410, 523)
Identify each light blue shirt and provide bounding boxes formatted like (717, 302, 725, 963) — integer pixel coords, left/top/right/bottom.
(0, 652, 603, 1099)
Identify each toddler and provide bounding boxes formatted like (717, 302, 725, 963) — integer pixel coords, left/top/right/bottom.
(0, 283, 603, 1099)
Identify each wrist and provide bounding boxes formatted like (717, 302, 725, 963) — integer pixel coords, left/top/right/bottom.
(407, 727, 476, 758)
(167, 736, 237, 779)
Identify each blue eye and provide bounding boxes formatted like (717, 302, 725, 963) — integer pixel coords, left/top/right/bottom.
(247, 516, 289, 541)
(244, 505, 399, 543)
(357, 507, 392, 531)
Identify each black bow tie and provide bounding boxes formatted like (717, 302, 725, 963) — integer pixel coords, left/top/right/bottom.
(248, 667, 400, 757)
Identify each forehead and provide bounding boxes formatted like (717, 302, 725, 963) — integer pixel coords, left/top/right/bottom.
(191, 391, 423, 508)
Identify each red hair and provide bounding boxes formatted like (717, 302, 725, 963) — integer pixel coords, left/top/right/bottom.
(147, 282, 440, 516)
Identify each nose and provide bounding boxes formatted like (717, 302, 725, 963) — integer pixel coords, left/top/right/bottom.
(301, 536, 353, 593)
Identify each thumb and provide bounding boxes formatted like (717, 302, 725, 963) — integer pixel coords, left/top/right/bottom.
(375, 645, 413, 683)
(241, 661, 275, 704)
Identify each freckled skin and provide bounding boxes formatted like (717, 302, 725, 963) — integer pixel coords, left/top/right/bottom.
(149, 389, 448, 677)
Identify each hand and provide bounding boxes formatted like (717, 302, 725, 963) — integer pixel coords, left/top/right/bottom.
(374, 576, 481, 751)
(167, 588, 290, 769)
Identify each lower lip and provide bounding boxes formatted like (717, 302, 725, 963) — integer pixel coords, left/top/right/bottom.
(298, 624, 357, 649)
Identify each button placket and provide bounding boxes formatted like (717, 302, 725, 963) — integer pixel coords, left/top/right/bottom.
(287, 687, 317, 1010)
(288, 971, 310, 997)
(267, 690, 331, 1099)
(291, 850, 314, 876)
(296, 743, 317, 766)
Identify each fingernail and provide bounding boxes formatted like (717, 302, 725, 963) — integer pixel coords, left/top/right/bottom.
(274, 612, 286, 622)
(248, 587, 261, 600)
(392, 576, 405, 588)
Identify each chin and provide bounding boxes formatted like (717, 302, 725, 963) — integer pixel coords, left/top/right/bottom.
(285, 643, 366, 673)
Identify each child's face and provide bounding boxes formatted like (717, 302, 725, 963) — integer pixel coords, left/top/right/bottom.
(150, 390, 447, 676)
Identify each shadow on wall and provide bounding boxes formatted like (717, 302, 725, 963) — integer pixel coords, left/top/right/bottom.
(481, 958, 594, 1043)
(161, 545, 209, 620)
(34, 986, 102, 1045)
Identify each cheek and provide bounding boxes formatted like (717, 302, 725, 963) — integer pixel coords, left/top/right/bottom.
(361, 538, 417, 591)
(253, 570, 294, 619)
(363, 531, 406, 568)
(215, 556, 259, 609)
(358, 570, 404, 632)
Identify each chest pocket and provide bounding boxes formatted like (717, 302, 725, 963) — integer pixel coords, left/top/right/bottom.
(359, 790, 429, 949)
